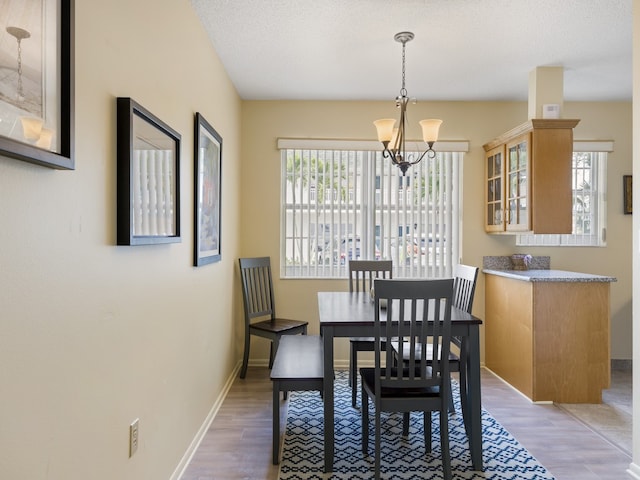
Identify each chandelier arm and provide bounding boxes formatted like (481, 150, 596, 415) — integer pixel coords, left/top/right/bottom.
(407, 145, 437, 166)
(381, 145, 402, 166)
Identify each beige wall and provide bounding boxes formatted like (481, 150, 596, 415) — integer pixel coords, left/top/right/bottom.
(631, 1, 639, 476)
(241, 100, 632, 364)
(0, 0, 241, 479)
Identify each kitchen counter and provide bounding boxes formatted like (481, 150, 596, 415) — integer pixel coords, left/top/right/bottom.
(483, 268, 617, 283)
(484, 268, 614, 403)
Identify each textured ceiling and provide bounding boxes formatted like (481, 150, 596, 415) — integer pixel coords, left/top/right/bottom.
(190, 0, 632, 102)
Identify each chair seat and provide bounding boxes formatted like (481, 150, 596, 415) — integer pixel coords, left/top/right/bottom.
(360, 367, 441, 397)
(250, 318, 308, 334)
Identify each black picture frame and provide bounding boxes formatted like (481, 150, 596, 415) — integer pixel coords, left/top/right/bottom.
(0, 0, 75, 169)
(624, 175, 632, 215)
(194, 112, 222, 266)
(116, 97, 181, 245)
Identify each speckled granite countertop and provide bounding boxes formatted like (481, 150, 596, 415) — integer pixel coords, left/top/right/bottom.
(483, 269, 617, 283)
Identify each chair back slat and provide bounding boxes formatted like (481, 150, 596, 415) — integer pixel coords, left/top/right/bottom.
(453, 264, 479, 313)
(348, 260, 392, 293)
(239, 257, 276, 323)
(373, 279, 454, 394)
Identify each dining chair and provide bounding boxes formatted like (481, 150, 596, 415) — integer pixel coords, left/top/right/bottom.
(450, 264, 479, 418)
(391, 264, 479, 414)
(360, 278, 455, 480)
(347, 260, 393, 407)
(238, 257, 308, 379)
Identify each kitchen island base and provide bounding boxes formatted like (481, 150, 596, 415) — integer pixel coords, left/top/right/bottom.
(484, 270, 613, 403)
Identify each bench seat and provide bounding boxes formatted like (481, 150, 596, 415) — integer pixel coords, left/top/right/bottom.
(270, 334, 323, 464)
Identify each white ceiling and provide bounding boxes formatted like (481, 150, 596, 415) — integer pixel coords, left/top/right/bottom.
(190, 0, 632, 102)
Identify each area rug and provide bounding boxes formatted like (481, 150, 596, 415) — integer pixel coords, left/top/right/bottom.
(278, 371, 555, 480)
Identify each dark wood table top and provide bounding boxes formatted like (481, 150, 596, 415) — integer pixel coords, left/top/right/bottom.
(318, 291, 482, 327)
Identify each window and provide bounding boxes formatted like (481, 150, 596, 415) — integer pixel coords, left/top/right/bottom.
(279, 140, 466, 279)
(516, 144, 610, 247)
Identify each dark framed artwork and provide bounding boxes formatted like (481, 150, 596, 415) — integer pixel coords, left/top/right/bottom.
(194, 112, 222, 266)
(624, 175, 632, 215)
(0, 0, 75, 169)
(116, 97, 181, 245)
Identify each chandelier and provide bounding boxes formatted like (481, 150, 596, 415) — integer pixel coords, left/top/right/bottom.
(374, 32, 442, 175)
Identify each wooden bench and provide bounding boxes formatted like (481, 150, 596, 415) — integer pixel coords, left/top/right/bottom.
(270, 334, 323, 465)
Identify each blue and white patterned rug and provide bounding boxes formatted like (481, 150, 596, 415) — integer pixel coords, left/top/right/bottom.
(278, 371, 555, 480)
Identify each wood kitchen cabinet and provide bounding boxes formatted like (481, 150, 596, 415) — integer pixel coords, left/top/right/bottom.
(484, 269, 615, 403)
(483, 119, 580, 234)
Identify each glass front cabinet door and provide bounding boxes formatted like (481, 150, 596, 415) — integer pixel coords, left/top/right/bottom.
(505, 134, 530, 232)
(484, 145, 505, 232)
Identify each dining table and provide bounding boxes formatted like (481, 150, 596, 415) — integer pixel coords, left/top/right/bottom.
(318, 291, 484, 473)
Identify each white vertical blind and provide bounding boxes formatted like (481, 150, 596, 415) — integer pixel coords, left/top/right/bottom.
(281, 146, 462, 279)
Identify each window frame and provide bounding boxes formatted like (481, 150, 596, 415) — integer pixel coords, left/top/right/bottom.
(278, 138, 469, 279)
(516, 141, 612, 247)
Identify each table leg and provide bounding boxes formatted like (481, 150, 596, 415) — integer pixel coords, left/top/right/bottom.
(322, 326, 334, 473)
(466, 325, 483, 470)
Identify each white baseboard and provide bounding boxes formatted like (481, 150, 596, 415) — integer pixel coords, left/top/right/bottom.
(627, 462, 640, 479)
(170, 361, 242, 480)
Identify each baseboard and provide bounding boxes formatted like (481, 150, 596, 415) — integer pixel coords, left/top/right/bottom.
(170, 361, 242, 480)
(482, 366, 553, 404)
(612, 359, 632, 372)
(626, 462, 640, 479)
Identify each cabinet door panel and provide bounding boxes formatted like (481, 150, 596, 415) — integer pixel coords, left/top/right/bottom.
(505, 135, 530, 231)
(484, 146, 505, 232)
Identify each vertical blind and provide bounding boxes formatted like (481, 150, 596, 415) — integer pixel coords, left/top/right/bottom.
(279, 141, 465, 279)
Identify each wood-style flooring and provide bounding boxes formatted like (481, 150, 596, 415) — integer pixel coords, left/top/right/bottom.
(180, 367, 631, 480)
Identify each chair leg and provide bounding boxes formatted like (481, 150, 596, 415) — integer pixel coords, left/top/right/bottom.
(402, 412, 410, 436)
(269, 338, 279, 369)
(440, 405, 452, 480)
(459, 348, 470, 435)
(374, 409, 382, 480)
(350, 345, 357, 407)
(240, 331, 251, 379)
(362, 388, 369, 455)
(423, 411, 432, 453)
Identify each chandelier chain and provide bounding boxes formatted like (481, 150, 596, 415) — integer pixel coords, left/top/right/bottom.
(401, 40, 407, 96)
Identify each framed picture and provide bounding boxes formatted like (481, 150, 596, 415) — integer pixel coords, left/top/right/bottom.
(0, 0, 74, 169)
(194, 113, 222, 266)
(624, 175, 632, 215)
(116, 97, 181, 245)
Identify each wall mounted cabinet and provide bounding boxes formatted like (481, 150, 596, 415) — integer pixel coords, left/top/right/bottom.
(483, 119, 580, 234)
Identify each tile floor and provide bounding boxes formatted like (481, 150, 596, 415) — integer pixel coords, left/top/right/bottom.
(557, 367, 632, 456)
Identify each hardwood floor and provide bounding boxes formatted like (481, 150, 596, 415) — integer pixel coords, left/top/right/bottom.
(180, 367, 631, 480)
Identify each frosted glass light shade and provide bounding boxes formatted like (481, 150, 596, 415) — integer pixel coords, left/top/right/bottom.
(419, 119, 442, 143)
(373, 118, 396, 142)
(389, 128, 399, 149)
